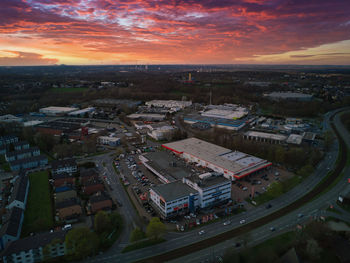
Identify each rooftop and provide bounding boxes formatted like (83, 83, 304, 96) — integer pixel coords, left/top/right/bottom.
(0, 207, 23, 237)
(40, 106, 78, 113)
(51, 158, 77, 170)
(151, 180, 196, 202)
(9, 175, 28, 203)
(286, 134, 304, 145)
(6, 147, 40, 158)
(55, 198, 79, 209)
(244, 131, 287, 141)
(163, 138, 271, 178)
(9, 155, 47, 166)
(265, 92, 313, 99)
(186, 173, 231, 189)
(2, 231, 67, 256)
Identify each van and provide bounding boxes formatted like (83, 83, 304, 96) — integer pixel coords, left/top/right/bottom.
(62, 224, 72, 231)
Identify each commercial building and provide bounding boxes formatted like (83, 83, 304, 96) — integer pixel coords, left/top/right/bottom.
(98, 136, 121, 147)
(68, 107, 95, 117)
(201, 104, 248, 120)
(39, 106, 78, 116)
(243, 131, 287, 144)
(183, 173, 231, 208)
(184, 114, 246, 131)
(51, 159, 77, 176)
(264, 92, 313, 101)
(2, 231, 67, 263)
(162, 138, 272, 180)
(150, 181, 197, 219)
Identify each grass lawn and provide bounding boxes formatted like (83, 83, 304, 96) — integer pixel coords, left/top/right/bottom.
(49, 87, 88, 93)
(21, 171, 54, 236)
(122, 238, 165, 253)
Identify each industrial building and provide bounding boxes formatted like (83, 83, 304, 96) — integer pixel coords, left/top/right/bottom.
(36, 120, 81, 136)
(162, 138, 272, 180)
(145, 100, 192, 112)
(127, 113, 166, 121)
(39, 106, 78, 116)
(264, 92, 313, 101)
(201, 104, 248, 120)
(184, 114, 246, 131)
(286, 134, 304, 145)
(98, 136, 121, 146)
(139, 152, 191, 183)
(68, 107, 95, 117)
(0, 115, 23, 124)
(244, 131, 287, 144)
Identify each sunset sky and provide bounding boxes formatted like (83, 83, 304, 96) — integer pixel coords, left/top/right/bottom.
(1, 0, 350, 66)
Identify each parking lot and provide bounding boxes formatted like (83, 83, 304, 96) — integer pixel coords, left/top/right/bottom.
(231, 166, 294, 207)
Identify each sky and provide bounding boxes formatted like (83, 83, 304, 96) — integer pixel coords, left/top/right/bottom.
(0, 0, 350, 66)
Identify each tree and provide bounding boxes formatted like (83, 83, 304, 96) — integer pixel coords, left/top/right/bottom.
(306, 239, 322, 261)
(130, 227, 146, 242)
(297, 164, 314, 178)
(324, 130, 334, 151)
(65, 227, 99, 260)
(146, 217, 166, 240)
(94, 211, 112, 235)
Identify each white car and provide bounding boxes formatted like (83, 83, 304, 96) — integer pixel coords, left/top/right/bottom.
(239, 219, 246, 224)
(223, 221, 231, 226)
(198, 230, 205, 235)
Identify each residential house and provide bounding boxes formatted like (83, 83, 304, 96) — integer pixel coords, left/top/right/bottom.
(52, 173, 75, 188)
(87, 192, 113, 214)
(5, 147, 40, 162)
(79, 168, 99, 184)
(55, 198, 82, 220)
(54, 187, 77, 204)
(51, 159, 77, 176)
(0, 136, 18, 147)
(9, 155, 48, 171)
(81, 179, 104, 195)
(7, 174, 29, 210)
(1, 230, 67, 263)
(0, 207, 24, 250)
(13, 141, 30, 151)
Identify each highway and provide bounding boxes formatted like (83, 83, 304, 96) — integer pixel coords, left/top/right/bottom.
(83, 108, 350, 263)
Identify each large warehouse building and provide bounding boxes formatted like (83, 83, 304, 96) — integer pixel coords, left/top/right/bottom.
(162, 138, 271, 180)
(39, 106, 78, 116)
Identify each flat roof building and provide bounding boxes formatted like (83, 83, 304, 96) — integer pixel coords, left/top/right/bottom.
(39, 106, 78, 116)
(145, 100, 192, 109)
(184, 114, 246, 131)
(286, 134, 304, 145)
(244, 131, 287, 144)
(162, 138, 271, 180)
(68, 107, 95, 117)
(201, 104, 248, 120)
(264, 92, 313, 101)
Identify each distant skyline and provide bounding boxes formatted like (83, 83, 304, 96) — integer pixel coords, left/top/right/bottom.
(1, 0, 350, 66)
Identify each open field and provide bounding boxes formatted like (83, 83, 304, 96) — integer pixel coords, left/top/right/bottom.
(21, 170, 54, 236)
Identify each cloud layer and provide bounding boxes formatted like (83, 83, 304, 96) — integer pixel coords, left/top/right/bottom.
(0, 0, 349, 65)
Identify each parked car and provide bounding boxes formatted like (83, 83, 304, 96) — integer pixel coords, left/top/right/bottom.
(223, 221, 231, 226)
(239, 219, 246, 224)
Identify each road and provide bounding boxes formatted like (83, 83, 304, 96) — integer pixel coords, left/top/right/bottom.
(86, 152, 143, 252)
(83, 108, 349, 263)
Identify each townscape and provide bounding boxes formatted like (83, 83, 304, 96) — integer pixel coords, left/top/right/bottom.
(1, 1, 350, 263)
(0, 65, 350, 263)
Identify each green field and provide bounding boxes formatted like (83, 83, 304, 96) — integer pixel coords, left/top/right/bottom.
(21, 171, 54, 236)
(49, 87, 88, 93)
